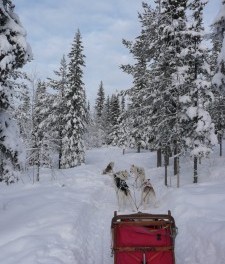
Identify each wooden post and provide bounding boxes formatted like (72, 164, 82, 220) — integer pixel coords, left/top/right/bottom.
(157, 148, 162, 167)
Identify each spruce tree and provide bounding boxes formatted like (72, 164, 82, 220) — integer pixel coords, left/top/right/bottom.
(121, 96, 125, 113)
(0, 0, 32, 183)
(211, 1, 225, 156)
(31, 81, 51, 180)
(11, 71, 32, 149)
(146, 0, 191, 176)
(180, 0, 217, 183)
(102, 95, 112, 145)
(108, 94, 121, 145)
(15, 82, 32, 148)
(92, 80, 106, 146)
(61, 30, 87, 168)
(95, 81, 105, 119)
(120, 3, 158, 152)
(48, 55, 68, 168)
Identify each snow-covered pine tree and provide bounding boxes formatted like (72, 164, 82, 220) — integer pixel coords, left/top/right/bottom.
(31, 80, 51, 181)
(14, 78, 32, 148)
(146, 0, 192, 180)
(85, 115, 105, 148)
(106, 94, 121, 145)
(47, 55, 68, 168)
(121, 96, 125, 113)
(86, 101, 91, 124)
(9, 71, 32, 149)
(180, 0, 217, 183)
(120, 2, 158, 152)
(61, 29, 87, 168)
(90, 80, 106, 146)
(137, 0, 190, 176)
(0, 0, 32, 183)
(113, 96, 127, 151)
(95, 81, 105, 119)
(211, 1, 225, 156)
(115, 102, 135, 151)
(102, 95, 112, 145)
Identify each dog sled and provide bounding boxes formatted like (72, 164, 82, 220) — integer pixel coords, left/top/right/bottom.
(111, 211, 177, 264)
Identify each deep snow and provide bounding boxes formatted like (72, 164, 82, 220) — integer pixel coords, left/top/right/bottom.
(0, 145, 225, 264)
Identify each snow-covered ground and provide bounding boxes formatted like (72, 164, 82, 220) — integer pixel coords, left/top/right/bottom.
(0, 145, 225, 264)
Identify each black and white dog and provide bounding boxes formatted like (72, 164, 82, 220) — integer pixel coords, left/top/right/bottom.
(113, 170, 135, 211)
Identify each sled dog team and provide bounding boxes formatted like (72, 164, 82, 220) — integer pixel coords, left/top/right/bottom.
(102, 162, 156, 211)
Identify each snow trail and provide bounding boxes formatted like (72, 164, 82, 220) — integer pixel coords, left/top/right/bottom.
(0, 146, 225, 263)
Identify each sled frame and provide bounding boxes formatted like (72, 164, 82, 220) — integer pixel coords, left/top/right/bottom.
(111, 211, 177, 264)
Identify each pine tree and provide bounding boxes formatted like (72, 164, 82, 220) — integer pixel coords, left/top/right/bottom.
(0, 0, 32, 183)
(31, 81, 51, 181)
(144, 0, 216, 184)
(48, 55, 68, 168)
(116, 103, 135, 151)
(108, 94, 121, 145)
(180, 0, 217, 183)
(86, 101, 91, 124)
(211, 1, 225, 156)
(144, 0, 191, 177)
(15, 82, 32, 148)
(92, 80, 106, 146)
(121, 96, 126, 113)
(129, 0, 189, 160)
(95, 81, 105, 119)
(61, 30, 87, 168)
(102, 95, 112, 145)
(11, 71, 32, 149)
(85, 114, 105, 148)
(120, 3, 158, 152)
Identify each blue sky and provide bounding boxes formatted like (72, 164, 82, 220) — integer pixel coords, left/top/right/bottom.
(14, 0, 221, 105)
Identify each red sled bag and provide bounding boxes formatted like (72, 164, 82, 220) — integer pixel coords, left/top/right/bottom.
(111, 211, 177, 264)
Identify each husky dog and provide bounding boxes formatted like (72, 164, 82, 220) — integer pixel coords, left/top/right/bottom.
(130, 164, 146, 188)
(102, 162, 114, 175)
(113, 170, 135, 211)
(140, 179, 156, 209)
(114, 170, 129, 180)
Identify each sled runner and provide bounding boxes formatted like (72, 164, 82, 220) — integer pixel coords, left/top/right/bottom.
(111, 211, 177, 264)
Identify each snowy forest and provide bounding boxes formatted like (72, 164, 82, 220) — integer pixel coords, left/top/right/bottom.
(1, 0, 225, 185)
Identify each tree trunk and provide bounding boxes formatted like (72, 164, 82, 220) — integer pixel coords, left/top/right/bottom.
(59, 148, 62, 169)
(219, 133, 222, 157)
(166, 148, 170, 166)
(36, 149, 40, 182)
(174, 146, 178, 176)
(157, 148, 162, 167)
(193, 156, 198, 183)
(165, 152, 169, 167)
(58, 129, 63, 169)
(137, 144, 141, 153)
(164, 154, 168, 186)
(176, 156, 180, 188)
(0, 151, 3, 180)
